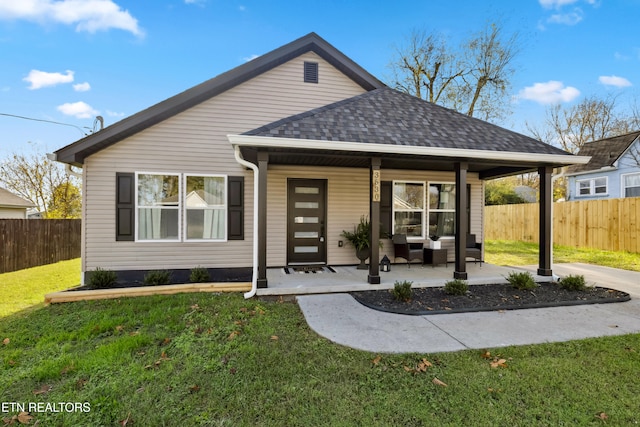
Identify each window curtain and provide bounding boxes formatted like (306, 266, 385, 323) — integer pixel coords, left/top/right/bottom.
(201, 177, 225, 239)
(625, 174, 640, 197)
(138, 175, 164, 240)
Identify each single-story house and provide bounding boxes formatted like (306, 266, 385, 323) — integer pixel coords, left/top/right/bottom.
(0, 187, 36, 219)
(53, 33, 589, 297)
(565, 130, 640, 200)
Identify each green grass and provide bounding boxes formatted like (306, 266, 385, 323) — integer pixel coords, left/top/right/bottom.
(0, 259, 80, 317)
(485, 240, 640, 271)
(1, 293, 639, 426)
(1, 249, 640, 425)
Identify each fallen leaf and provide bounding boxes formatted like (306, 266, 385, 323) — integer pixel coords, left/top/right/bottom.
(189, 384, 200, 393)
(191, 304, 200, 310)
(595, 412, 608, 421)
(76, 378, 88, 390)
(372, 355, 381, 366)
(2, 338, 9, 345)
(403, 365, 414, 373)
(162, 338, 171, 345)
(17, 412, 33, 424)
(160, 351, 170, 360)
(239, 307, 248, 313)
(432, 377, 448, 387)
(480, 350, 492, 359)
(136, 387, 144, 393)
(490, 358, 508, 369)
(8, 360, 16, 366)
(270, 335, 279, 341)
(228, 331, 240, 340)
(229, 367, 237, 374)
(119, 412, 131, 426)
(115, 325, 124, 332)
(33, 384, 52, 395)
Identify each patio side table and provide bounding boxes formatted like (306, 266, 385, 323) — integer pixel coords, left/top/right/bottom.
(423, 248, 448, 268)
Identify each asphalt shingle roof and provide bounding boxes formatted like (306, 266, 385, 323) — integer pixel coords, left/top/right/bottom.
(566, 130, 640, 174)
(0, 187, 35, 208)
(245, 87, 571, 157)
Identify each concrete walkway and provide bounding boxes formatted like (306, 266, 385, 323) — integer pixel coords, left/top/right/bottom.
(296, 263, 640, 354)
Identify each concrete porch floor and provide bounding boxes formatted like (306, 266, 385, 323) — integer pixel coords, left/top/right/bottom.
(257, 262, 550, 296)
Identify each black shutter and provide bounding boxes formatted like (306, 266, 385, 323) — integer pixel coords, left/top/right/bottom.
(228, 176, 244, 240)
(380, 181, 392, 237)
(116, 173, 135, 241)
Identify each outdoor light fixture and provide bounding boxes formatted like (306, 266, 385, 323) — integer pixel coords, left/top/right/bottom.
(381, 255, 391, 272)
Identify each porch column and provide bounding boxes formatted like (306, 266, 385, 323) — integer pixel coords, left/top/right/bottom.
(257, 152, 269, 288)
(454, 162, 468, 280)
(368, 157, 381, 284)
(538, 166, 553, 276)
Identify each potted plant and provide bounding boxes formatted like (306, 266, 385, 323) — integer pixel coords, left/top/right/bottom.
(429, 234, 441, 250)
(341, 216, 383, 270)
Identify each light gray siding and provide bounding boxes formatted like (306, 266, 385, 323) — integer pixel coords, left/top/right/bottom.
(82, 52, 367, 273)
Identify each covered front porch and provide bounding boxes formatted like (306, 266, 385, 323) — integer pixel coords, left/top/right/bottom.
(258, 262, 549, 296)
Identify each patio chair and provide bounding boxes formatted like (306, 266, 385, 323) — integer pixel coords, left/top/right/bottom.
(392, 234, 423, 268)
(466, 233, 483, 266)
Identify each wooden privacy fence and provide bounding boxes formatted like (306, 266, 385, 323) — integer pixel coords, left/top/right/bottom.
(0, 219, 81, 273)
(485, 198, 640, 253)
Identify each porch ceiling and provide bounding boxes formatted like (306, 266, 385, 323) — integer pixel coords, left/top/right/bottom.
(239, 146, 571, 180)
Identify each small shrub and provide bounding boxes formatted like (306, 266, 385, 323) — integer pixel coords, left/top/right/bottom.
(190, 266, 210, 283)
(144, 270, 172, 286)
(392, 280, 413, 302)
(87, 267, 118, 289)
(444, 279, 469, 296)
(506, 271, 537, 290)
(557, 274, 588, 291)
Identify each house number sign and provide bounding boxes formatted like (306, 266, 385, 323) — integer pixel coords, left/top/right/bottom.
(372, 170, 381, 202)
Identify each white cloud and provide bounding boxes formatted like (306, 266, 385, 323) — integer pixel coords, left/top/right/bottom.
(23, 69, 74, 89)
(599, 75, 632, 88)
(539, 0, 579, 9)
(238, 5, 246, 11)
(106, 110, 124, 117)
(518, 81, 580, 104)
(73, 81, 91, 92)
(243, 54, 259, 62)
(57, 101, 99, 118)
(547, 10, 583, 25)
(0, 0, 144, 37)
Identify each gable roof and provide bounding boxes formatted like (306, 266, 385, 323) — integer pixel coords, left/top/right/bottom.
(0, 187, 35, 209)
(566, 130, 640, 175)
(245, 87, 571, 156)
(53, 32, 384, 166)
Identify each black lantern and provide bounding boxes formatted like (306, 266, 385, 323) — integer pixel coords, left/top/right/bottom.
(380, 255, 391, 272)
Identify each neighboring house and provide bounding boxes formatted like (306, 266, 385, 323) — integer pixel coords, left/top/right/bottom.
(0, 187, 36, 219)
(565, 130, 640, 201)
(53, 33, 588, 294)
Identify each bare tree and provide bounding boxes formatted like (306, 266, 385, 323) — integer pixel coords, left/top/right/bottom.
(0, 151, 81, 218)
(389, 21, 521, 123)
(527, 95, 638, 153)
(389, 30, 463, 103)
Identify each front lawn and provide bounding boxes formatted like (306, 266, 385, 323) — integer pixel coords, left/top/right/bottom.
(485, 240, 640, 272)
(0, 259, 80, 317)
(1, 292, 639, 426)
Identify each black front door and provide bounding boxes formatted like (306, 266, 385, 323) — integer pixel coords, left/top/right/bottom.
(287, 179, 327, 265)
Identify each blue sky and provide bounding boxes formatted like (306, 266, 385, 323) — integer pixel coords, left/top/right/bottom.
(1, 0, 638, 160)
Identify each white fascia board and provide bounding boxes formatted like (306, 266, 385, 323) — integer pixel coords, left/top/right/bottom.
(228, 134, 592, 165)
(564, 166, 616, 177)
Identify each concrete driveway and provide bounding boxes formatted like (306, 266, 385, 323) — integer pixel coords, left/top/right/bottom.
(296, 263, 640, 354)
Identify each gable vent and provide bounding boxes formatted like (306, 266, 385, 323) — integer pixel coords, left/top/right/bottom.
(304, 61, 319, 83)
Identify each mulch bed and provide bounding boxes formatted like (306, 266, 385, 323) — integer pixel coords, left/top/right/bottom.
(351, 282, 631, 315)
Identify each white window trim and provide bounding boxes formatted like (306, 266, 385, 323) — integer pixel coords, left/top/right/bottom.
(135, 171, 182, 243)
(134, 172, 230, 243)
(184, 174, 228, 243)
(576, 176, 608, 197)
(392, 180, 426, 240)
(428, 181, 456, 238)
(621, 172, 640, 198)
